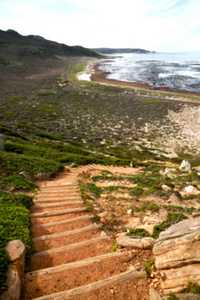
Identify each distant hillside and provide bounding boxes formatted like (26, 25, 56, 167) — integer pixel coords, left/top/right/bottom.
(90, 48, 155, 55)
(0, 29, 101, 60)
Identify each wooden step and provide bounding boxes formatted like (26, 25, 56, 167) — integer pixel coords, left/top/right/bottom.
(30, 207, 87, 218)
(28, 236, 112, 271)
(31, 268, 147, 299)
(32, 215, 93, 237)
(24, 251, 131, 299)
(30, 201, 83, 210)
(34, 196, 82, 204)
(33, 224, 102, 251)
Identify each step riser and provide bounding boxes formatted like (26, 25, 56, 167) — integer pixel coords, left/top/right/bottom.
(35, 194, 80, 199)
(24, 253, 130, 299)
(31, 212, 88, 225)
(34, 229, 100, 251)
(30, 204, 83, 213)
(34, 197, 82, 204)
(30, 207, 87, 218)
(28, 237, 112, 271)
(32, 220, 92, 237)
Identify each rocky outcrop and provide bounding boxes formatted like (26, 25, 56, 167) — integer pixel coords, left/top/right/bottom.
(117, 236, 156, 250)
(179, 160, 192, 172)
(153, 217, 200, 294)
(0, 240, 26, 300)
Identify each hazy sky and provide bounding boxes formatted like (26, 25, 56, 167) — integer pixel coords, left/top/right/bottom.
(1, 0, 200, 52)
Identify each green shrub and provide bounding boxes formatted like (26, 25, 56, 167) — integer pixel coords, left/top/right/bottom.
(188, 282, 200, 294)
(0, 175, 37, 192)
(126, 228, 150, 237)
(152, 212, 188, 239)
(132, 202, 160, 213)
(0, 201, 34, 291)
(0, 191, 33, 208)
(0, 124, 27, 140)
(167, 293, 179, 300)
(35, 131, 63, 140)
(84, 183, 102, 198)
(143, 259, 156, 275)
(0, 151, 63, 177)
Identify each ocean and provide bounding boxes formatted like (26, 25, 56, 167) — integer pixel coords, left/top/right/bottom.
(98, 52, 200, 93)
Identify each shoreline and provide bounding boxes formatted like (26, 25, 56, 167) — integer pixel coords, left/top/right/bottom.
(90, 61, 200, 97)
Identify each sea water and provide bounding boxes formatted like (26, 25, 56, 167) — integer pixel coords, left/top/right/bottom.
(98, 52, 200, 92)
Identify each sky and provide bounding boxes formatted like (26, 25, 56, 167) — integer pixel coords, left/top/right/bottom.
(0, 0, 200, 52)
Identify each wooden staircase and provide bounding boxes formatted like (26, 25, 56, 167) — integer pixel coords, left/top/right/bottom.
(22, 165, 148, 299)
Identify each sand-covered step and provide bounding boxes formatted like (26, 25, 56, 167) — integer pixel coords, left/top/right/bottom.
(31, 211, 89, 225)
(32, 215, 93, 237)
(30, 268, 147, 300)
(30, 207, 87, 218)
(28, 236, 113, 271)
(29, 201, 83, 213)
(35, 192, 80, 199)
(38, 189, 79, 195)
(33, 224, 102, 251)
(23, 251, 133, 299)
(33, 196, 82, 204)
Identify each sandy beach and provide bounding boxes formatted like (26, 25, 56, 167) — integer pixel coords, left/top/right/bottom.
(90, 61, 200, 96)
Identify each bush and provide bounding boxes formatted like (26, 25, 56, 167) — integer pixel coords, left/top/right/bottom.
(0, 151, 63, 177)
(0, 191, 33, 208)
(0, 175, 37, 192)
(152, 212, 188, 239)
(0, 201, 34, 291)
(126, 228, 150, 237)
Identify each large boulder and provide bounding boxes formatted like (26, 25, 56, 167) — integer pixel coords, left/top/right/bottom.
(153, 217, 200, 294)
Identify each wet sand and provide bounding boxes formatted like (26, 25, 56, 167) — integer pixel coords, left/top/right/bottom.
(90, 61, 200, 97)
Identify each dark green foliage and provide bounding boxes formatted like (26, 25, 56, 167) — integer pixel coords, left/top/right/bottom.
(0, 201, 34, 291)
(164, 205, 196, 215)
(126, 228, 150, 237)
(0, 123, 27, 140)
(167, 294, 179, 300)
(0, 191, 33, 208)
(0, 151, 63, 177)
(129, 187, 144, 197)
(132, 202, 160, 213)
(0, 175, 37, 192)
(35, 131, 63, 140)
(187, 282, 200, 294)
(143, 259, 156, 275)
(84, 183, 102, 198)
(152, 212, 188, 239)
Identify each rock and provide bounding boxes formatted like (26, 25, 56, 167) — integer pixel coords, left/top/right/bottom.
(115, 232, 127, 239)
(179, 160, 192, 172)
(184, 185, 199, 195)
(117, 236, 156, 250)
(70, 163, 76, 168)
(0, 134, 4, 151)
(127, 209, 132, 214)
(164, 168, 176, 175)
(160, 264, 200, 294)
(99, 212, 118, 225)
(19, 171, 32, 182)
(149, 288, 163, 300)
(162, 185, 171, 191)
(192, 211, 200, 218)
(5, 240, 26, 281)
(0, 265, 21, 300)
(153, 217, 200, 294)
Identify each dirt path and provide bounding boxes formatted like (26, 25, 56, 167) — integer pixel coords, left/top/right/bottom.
(22, 165, 153, 300)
